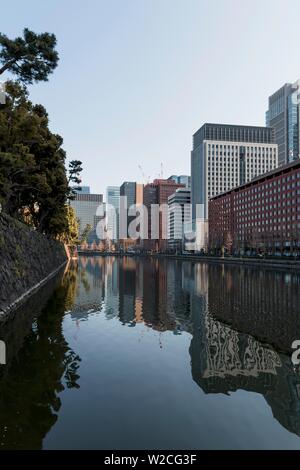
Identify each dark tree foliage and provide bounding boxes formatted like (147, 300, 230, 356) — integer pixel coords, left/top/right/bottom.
(0, 81, 81, 237)
(0, 29, 82, 239)
(68, 160, 83, 200)
(0, 28, 59, 84)
(68, 160, 83, 185)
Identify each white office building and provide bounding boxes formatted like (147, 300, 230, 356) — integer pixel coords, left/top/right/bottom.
(191, 123, 278, 221)
(168, 188, 191, 252)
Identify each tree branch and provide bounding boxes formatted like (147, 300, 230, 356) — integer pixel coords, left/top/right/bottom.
(0, 58, 19, 76)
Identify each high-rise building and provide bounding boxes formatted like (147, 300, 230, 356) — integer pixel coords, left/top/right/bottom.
(266, 80, 300, 165)
(135, 183, 143, 206)
(190, 123, 278, 252)
(120, 182, 136, 240)
(120, 182, 136, 209)
(143, 179, 184, 251)
(106, 186, 120, 241)
(168, 188, 191, 252)
(119, 182, 143, 245)
(72, 186, 90, 194)
(143, 182, 158, 251)
(70, 193, 103, 241)
(168, 175, 191, 188)
(191, 123, 278, 221)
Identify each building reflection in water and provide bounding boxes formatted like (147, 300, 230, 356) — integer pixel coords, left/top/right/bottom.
(1, 255, 300, 448)
(79, 256, 300, 437)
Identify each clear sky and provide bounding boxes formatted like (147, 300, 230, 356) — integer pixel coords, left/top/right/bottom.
(2, 0, 300, 194)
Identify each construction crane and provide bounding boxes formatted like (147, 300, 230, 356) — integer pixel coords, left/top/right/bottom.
(156, 162, 164, 179)
(138, 164, 150, 184)
(138, 162, 165, 183)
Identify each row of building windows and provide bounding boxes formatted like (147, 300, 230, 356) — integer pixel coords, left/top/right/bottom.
(207, 143, 276, 152)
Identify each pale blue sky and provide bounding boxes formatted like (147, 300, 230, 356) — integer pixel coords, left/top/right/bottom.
(2, 0, 300, 194)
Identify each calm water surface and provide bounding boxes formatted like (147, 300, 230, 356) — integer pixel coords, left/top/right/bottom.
(1, 256, 300, 450)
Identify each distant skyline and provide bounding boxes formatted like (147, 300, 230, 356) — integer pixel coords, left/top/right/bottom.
(2, 0, 300, 194)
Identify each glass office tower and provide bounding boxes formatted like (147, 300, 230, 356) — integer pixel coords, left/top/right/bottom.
(106, 186, 120, 241)
(266, 80, 300, 165)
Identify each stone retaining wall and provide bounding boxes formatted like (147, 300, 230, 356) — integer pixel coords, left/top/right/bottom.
(0, 213, 67, 315)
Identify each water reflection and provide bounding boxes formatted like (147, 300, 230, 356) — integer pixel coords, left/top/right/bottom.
(0, 266, 81, 449)
(190, 302, 300, 436)
(81, 256, 300, 437)
(0, 256, 300, 448)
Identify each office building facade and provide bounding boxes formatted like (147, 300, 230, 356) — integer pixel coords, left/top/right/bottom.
(143, 179, 184, 251)
(209, 159, 300, 255)
(168, 188, 191, 252)
(106, 186, 120, 241)
(120, 182, 136, 209)
(70, 193, 103, 241)
(119, 182, 143, 246)
(143, 182, 158, 251)
(168, 175, 191, 188)
(120, 182, 136, 240)
(191, 123, 278, 221)
(266, 80, 300, 165)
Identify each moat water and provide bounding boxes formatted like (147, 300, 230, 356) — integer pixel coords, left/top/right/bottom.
(0, 256, 300, 449)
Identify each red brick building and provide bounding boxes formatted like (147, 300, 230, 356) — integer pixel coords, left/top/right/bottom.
(209, 160, 300, 256)
(143, 179, 184, 251)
